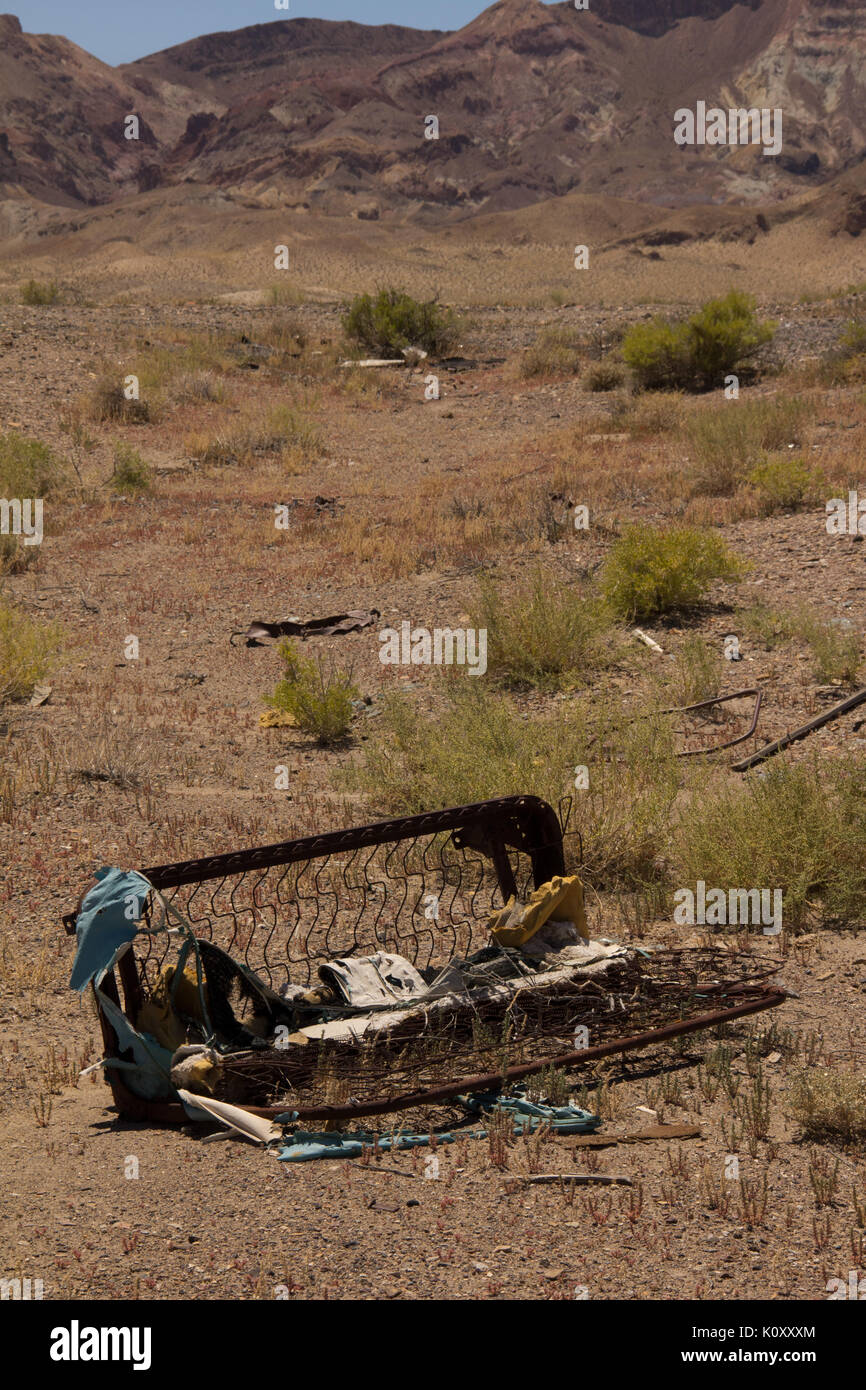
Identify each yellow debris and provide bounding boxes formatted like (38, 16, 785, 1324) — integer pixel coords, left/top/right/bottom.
(488, 874, 588, 947)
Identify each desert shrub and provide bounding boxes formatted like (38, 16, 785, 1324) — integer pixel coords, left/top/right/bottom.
(601, 525, 745, 621)
(747, 453, 823, 514)
(789, 1069, 866, 1145)
(673, 757, 866, 929)
(793, 609, 861, 685)
(111, 443, 152, 495)
(87, 373, 149, 424)
(474, 567, 613, 689)
(21, 279, 60, 306)
(66, 711, 153, 790)
(685, 395, 808, 496)
(739, 602, 860, 682)
(622, 317, 691, 392)
(258, 315, 308, 358)
(0, 534, 40, 575)
(520, 327, 581, 378)
(623, 291, 775, 392)
(342, 287, 459, 358)
(0, 433, 68, 497)
(817, 317, 866, 385)
(186, 402, 322, 470)
(739, 602, 796, 650)
(584, 362, 624, 392)
(172, 370, 224, 404)
(0, 599, 63, 703)
(264, 640, 358, 744)
(268, 282, 303, 307)
(262, 404, 323, 465)
(671, 635, 721, 706)
(347, 681, 679, 889)
(614, 391, 685, 436)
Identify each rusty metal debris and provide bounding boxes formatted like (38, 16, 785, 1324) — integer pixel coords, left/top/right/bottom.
(665, 688, 763, 757)
(631, 688, 763, 757)
(731, 685, 866, 771)
(232, 608, 380, 646)
(63, 796, 785, 1129)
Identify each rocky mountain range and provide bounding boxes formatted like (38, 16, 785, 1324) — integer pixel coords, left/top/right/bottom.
(0, 0, 863, 224)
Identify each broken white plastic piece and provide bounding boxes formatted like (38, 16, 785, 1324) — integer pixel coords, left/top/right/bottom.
(176, 1089, 283, 1145)
(633, 629, 664, 654)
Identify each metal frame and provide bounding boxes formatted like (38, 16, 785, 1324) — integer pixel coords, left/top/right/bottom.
(63, 794, 784, 1126)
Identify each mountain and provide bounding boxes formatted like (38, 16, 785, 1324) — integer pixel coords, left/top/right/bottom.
(0, 1, 864, 222)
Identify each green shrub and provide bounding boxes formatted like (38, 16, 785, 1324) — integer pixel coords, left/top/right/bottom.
(342, 287, 459, 358)
(685, 395, 807, 496)
(747, 453, 822, 514)
(0, 599, 62, 703)
(601, 525, 745, 621)
(793, 609, 861, 685)
(789, 1069, 866, 1145)
(520, 327, 581, 378)
(264, 640, 358, 744)
(0, 432, 68, 497)
(623, 291, 775, 392)
(111, 443, 152, 495)
(673, 757, 866, 929)
(346, 680, 679, 890)
(474, 567, 613, 689)
(20, 279, 60, 306)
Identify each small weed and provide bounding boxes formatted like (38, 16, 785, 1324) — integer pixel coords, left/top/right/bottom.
(790, 1068, 866, 1146)
(264, 640, 358, 745)
(111, 443, 152, 496)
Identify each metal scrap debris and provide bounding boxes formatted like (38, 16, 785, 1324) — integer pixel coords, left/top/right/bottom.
(233, 608, 380, 646)
(732, 685, 866, 771)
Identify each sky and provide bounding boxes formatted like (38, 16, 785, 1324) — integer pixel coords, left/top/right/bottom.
(9, 0, 506, 64)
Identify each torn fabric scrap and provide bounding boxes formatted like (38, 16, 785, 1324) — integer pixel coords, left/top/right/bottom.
(69, 867, 151, 993)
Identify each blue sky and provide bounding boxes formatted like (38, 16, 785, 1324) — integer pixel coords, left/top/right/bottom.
(12, 1, 499, 64)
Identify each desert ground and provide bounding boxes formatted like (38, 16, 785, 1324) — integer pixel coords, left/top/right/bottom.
(1, 213, 866, 1302)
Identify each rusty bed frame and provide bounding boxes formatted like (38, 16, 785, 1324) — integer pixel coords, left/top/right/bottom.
(62, 795, 785, 1125)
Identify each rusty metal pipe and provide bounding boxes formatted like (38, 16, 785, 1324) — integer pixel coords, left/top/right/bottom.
(731, 687, 866, 772)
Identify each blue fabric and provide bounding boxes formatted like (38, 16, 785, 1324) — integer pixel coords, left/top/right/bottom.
(458, 1088, 601, 1134)
(275, 1087, 602, 1161)
(94, 990, 176, 1101)
(69, 868, 151, 993)
(277, 1129, 458, 1162)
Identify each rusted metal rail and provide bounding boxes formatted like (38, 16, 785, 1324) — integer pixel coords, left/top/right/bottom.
(732, 686, 866, 771)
